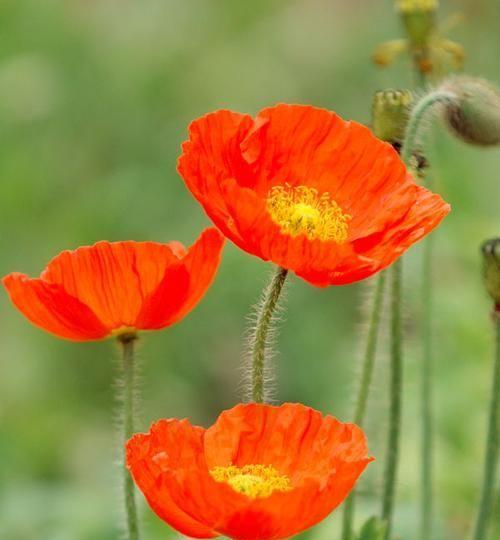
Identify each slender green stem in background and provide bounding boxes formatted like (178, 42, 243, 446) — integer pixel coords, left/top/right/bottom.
(471, 314, 500, 540)
(353, 273, 388, 425)
(400, 83, 455, 540)
(381, 261, 403, 540)
(420, 228, 434, 540)
(118, 333, 140, 540)
(251, 266, 288, 403)
(341, 273, 387, 540)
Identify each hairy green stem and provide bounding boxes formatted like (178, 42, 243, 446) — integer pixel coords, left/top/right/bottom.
(119, 333, 140, 540)
(251, 266, 288, 403)
(381, 261, 403, 540)
(341, 273, 387, 540)
(400, 90, 457, 166)
(471, 314, 500, 540)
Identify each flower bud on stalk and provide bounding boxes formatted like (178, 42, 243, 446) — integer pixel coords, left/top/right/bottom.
(372, 90, 414, 145)
(482, 238, 500, 316)
(440, 77, 500, 146)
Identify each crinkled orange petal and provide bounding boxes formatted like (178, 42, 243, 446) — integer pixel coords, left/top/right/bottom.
(3, 230, 224, 340)
(127, 421, 218, 538)
(40, 241, 182, 329)
(127, 403, 372, 540)
(178, 110, 254, 245)
(2, 273, 108, 341)
(178, 104, 451, 286)
(218, 178, 378, 287)
(245, 105, 420, 239)
(135, 228, 224, 329)
(204, 403, 370, 481)
(355, 184, 451, 267)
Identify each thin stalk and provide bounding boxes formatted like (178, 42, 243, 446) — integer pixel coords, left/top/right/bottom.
(381, 260, 403, 540)
(400, 82, 454, 540)
(118, 333, 140, 540)
(400, 90, 457, 166)
(341, 272, 387, 540)
(251, 266, 288, 403)
(420, 229, 434, 540)
(409, 56, 441, 540)
(471, 314, 500, 540)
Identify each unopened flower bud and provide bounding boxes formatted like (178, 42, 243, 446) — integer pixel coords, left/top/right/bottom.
(372, 90, 413, 144)
(395, 0, 438, 47)
(440, 77, 500, 146)
(482, 238, 500, 311)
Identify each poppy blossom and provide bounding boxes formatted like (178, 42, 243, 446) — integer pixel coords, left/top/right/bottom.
(178, 104, 450, 287)
(3, 228, 224, 341)
(126, 402, 372, 539)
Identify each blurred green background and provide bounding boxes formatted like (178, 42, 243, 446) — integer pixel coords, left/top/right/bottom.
(1, 0, 499, 538)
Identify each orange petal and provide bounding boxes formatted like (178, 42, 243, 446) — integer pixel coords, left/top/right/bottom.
(40, 241, 182, 330)
(219, 178, 375, 286)
(127, 404, 372, 540)
(126, 420, 218, 538)
(2, 273, 108, 341)
(354, 184, 451, 267)
(178, 104, 451, 287)
(204, 403, 370, 480)
(178, 110, 254, 245)
(134, 228, 224, 329)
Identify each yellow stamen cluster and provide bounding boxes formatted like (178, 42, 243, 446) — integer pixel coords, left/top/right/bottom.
(210, 464, 292, 499)
(396, 0, 438, 13)
(266, 184, 351, 243)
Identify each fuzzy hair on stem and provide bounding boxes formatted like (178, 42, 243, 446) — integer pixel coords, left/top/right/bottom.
(241, 266, 288, 404)
(115, 333, 142, 540)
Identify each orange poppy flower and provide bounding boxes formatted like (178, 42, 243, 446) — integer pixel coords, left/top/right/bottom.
(126, 402, 372, 539)
(3, 228, 224, 341)
(178, 104, 450, 286)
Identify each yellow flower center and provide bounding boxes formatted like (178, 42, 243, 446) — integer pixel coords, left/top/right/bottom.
(210, 464, 292, 499)
(266, 184, 351, 243)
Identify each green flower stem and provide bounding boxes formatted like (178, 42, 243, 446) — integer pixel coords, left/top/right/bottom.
(381, 260, 403, 540)
(400, 85, 456, 540)
(420, 228, 434, 540)
(118, 333, 140, 540)
(341, 272, 387, 540)
(251, 266, 288, 403)
(400, 90, 457, 166)
(472, 313, 500, 540)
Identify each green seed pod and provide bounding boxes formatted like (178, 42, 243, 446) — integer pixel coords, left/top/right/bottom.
(372, 90, 413, 144)
(482, 238, 500, 309)
(441, 76, 500, 146)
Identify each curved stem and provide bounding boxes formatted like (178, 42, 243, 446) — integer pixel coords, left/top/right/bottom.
(251, 266, 288, 403)
(400, 90, 457, 167)
(381, 260, 403, 539)
(401, 84, 453, 540)
(472, 314, 500, 540)
(119, 333, 140, 540)
(341, 273, 387, 540)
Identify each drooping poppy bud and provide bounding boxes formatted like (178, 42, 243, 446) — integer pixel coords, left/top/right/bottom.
(440, 77, 500, 147)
